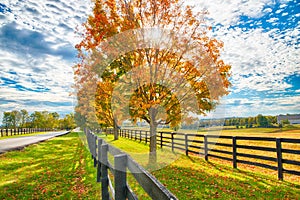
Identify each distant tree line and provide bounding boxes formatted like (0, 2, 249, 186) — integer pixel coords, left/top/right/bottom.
(223, 114, 280, 128)
(191, 114, 288, 129)
(1, 109, 76, 130)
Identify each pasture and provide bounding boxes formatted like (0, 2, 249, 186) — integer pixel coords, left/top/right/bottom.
(98, 132, 300, 199)
(114, 126, 300, 182)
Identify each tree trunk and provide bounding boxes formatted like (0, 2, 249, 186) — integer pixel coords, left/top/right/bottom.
(113, 117, 119, 140)
(149, 107, 157, 164)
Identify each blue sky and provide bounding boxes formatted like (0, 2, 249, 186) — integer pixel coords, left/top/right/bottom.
(0, 0, 299, 121)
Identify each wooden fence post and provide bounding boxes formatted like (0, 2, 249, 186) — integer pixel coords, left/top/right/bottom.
(93, 135, 97, 168)
(97, 138, 102, 182)
(276, 138, 283, 180)
(145, 131, 148, 144)
(232, 136, 237, 168)
(204, 135, 208, 161)
(185, 134, 188, 156)
(114, 154, 127, 200)
(160, 132, 163, 149)
(171, 133, 175, 152)
(140, 131, 142, 142)
(101, 144, 110, 200)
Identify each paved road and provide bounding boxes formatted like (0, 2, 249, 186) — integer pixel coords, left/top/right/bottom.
(0, 131, 70, 154)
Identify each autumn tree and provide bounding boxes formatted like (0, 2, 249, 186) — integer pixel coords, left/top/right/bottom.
(75, 0, 231, 163)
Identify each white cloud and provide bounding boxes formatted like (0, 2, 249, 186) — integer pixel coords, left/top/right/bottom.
(263, 8, 273, 13)
(188, 0, 299, 96)
(1, 0, 92, 45)
(0, 0, 92, 117)
(282, 12, 289, 16)
(191, 0, 275, 26)
(267, 17, 279, 23)
(213, 21, 300, 92)
(222, 95, 300, 117)
(0, 0, 299, 120)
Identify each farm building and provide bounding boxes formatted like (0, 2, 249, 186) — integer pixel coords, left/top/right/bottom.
(277, 114, 300, 124)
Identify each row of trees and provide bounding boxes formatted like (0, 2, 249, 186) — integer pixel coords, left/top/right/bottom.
(1, 110, 76, 130)
(223, 114, 280, 128)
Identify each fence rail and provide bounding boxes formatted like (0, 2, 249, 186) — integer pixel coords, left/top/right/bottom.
(103, 128, 300, 181)
(0, 128, 52, 137)
(86, 129, 178, 200)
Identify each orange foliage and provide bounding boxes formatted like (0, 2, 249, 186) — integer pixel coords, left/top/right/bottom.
(74, 0, 231, 130)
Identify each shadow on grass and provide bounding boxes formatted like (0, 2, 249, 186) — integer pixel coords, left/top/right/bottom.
(151, 156, 300, 200)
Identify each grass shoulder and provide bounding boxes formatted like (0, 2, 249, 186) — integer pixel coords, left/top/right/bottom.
(0, 131, 100, 199)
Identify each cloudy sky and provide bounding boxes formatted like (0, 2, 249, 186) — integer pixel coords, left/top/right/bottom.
(0, 0, 299, 121)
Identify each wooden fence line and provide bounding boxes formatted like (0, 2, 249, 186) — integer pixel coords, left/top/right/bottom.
(86, 129, 178, 200)
(0, 128, 52, 137)
(101, 128, 300, 181)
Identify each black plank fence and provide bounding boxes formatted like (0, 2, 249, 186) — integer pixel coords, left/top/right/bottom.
(0, 128, 52, 137)
(85, 129, 178, 200)
(102, 128, 300, 181)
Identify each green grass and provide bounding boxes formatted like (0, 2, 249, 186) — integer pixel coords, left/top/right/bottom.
(99, 134, 300, 200)
(0, 132, 101, 199)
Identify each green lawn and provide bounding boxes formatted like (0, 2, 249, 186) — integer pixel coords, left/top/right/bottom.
(98, 134, 300, 200)
(0, 132, 101, 199)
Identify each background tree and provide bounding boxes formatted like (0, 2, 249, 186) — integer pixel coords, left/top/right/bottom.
(256, 114, 269, 128)
(48, 112, 60, 129)
(2, 112, 12, 128)
(75, 0, 231, 163)
(281, 119, 290, 126)
(60, 113, 76, 130)
(20, 109, 29, 128)
(11, 110, 21, 129)
(74, 110, 87, 129)
(30, 111, 44, 128)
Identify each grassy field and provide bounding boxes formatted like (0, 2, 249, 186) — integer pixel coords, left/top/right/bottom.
(119, 126, 300, 182)
(124, 125, 300, 137)
(98, 133, 300, 199)
(0, 132, 101, 199)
